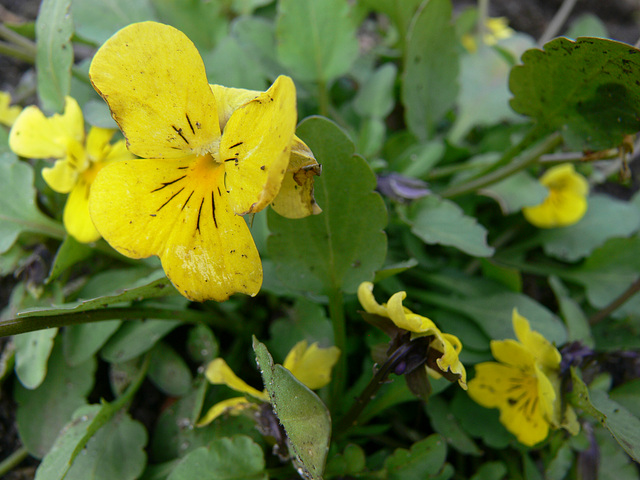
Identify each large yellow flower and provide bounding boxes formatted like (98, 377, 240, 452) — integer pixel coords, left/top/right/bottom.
(88, 21, 320, 302)
(8, 96, 132, 243)
(467, 309, 577, 446)
(357, 282, 467, 389)
(522, 163, 588, 228)
(199, 340, 340, 426)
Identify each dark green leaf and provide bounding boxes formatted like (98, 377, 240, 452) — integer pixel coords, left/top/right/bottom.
(359, 0, 423, 43)
(253, 338, 331, 480)
(470, 461, 507, 480)
(101, 319, 180, 364)
(167, 436, 267, 480)
(276, 0, 358, 83)
(47, 235, 94, 283)
(404, 196, 494, 257)
(148, 341, 192, 397)
(268, 116, 387, 295)
(186, 324, 219, 364)
(610, 379, 640, 419)
(0, 155, 65, 253)
(426, 395, 482, 456)
(384, 434, 448, 480)
(16, 340, 95, 458)
(451, 389, 512, 449)
(402, 0, 459, 140)
(63, 321, 121, 366)
(36, 0, 73, 114)
(548, 276, 593, 347)
(509, 37, 640, 150)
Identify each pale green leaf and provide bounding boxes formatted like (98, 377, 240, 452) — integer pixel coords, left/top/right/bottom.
(36, 0, 73, 114)
(509, 37, 640, 150)
(167, 436, 267, 480)
(480, 171, 548, 214)
(354, 63, 398, 119)
(14, 328, 58, 389)
(268, 116, 387, 295)
(101, 319, 180, 364)
(253, 338, 331, 480)
(276, 0, 359, 83)
(405, 196, 494, 257)
(202, 36, 268, 90)
(402, 0, 458, 140)
(63, 321, 122, 366)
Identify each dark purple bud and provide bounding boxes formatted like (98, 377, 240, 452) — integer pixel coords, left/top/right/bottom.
(376, 173, 431, 203)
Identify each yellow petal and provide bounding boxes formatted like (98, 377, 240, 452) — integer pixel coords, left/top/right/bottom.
(221, 75, 297, 214)
(204, 358, 268, 401)
(540, 163, 588, 196)
(209, 84, 260, 130)
(89, 21, 220, 158)
(387, 291, 438, 333)
(357, 282, 390, 317)
(512, 309, 561, 371)
(89, 155, 262, 301)
(42, 158, 80, 194)
(434, 332, 467, 389)
(197, 397, 255, 426)
(9, 97, 84, 159)
(270, 137, 322, 219)
(0, 91, 22, 126)
(63, 176, 101, 243)
(104, 138, 135, 163)
(490, 338, 536, 371)
(85, 127, 116, 161)
(282, 340, 340, 390)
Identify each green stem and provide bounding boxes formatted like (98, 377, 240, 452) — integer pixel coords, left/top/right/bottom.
(0, 24, 37, 56)
(538, 0, 579, 46)
(0, 306, 243, 337)
(328, 287, 347, 411)
(0, 446, 29, 477)
(0, 40, 34, 63)
(589, 277, 640, 325)
(477, 0, 489, 47)
(440, 131, 562, 198)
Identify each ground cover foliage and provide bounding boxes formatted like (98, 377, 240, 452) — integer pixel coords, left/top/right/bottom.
(0, 0, 640, 479)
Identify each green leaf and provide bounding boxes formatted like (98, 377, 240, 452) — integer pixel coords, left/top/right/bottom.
(276, 0, 359, 83)
(14, 328, 58, 389)
(167, 436, 267, 480)
(402, 0, 459, 140)
(253, 338, 331, 480)
(404, 196, 494, 257)
(384, 434, 448, 480)
(150, 0, 227, 51)
(593, 427, 640, 480)
(36, 0, 73, 114)
(353, 63, 398, 119)
(100, 319, 180, 364)
(202, 36, 267, 90)
(451, 388, 512, 449)
(479, 171, 548, 214)
(47, 235, 94, 283)
(571, 368, 640, 463)
(470, 461, 508, 480)
(63, 411, 147, 480)
(359, 0, 423, 43)
(548, 276, 593, 347)
(16, 340, 95, 458)
(186, 324, 219, 364)
(71, 0, 156, 45)
(537, 194, 640, 262)
(231, 17, 281, 81)
(509, 37, 640, 150)
(545, 441, 574, 480)
(426, 395, 482, 456)
(63, 321, 122, 366)
(610, 379, 640, 419)
(0, 155, 65, 253)
(268, 116, 387, 295)
(565, 14, 608, 40)
(147, 341, 192, 397)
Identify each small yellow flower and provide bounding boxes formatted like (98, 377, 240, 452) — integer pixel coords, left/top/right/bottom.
(358, 282, 467, 389)
(467, 309, 578, 446)
(522, 163, 588, 228)
(199, 340, 339, 426)
(88, 21, 321, 302)
(461, 17, 515, 53)
(8, 97, 132, 243)
(0, 91, 22, 127)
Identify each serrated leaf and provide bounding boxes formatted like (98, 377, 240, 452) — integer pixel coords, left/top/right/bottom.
(0, 155, 65, 253)
(402, 0, 459, 140)
(268, 116, 387, 295)
(537, 194, 640, 262)
(71, 0, 156, 45)
(167, 436, 267, 480)
(276, 0, 358, 83)
(571, 368, 640, 463)
(253, 338, 331, 480)
(36, 0, 73, 114)
(509, 37, 640, 150)
(16, 340, 95, 458)
(14, 328, 58, 389)
(384, 434, 448, 480)
(405, 196, 494, 257)
(64, 411, 147, 480)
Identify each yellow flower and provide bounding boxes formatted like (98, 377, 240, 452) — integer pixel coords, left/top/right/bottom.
(88, 21, 320, 302)
(467, 309, 578, 446)
(461, 17, 515, 53)
(357, 282, 467, 389)
(8, 97, 132, 243)
(522, 163, 588, 228)
(199, 340, 340, 426)
(0, 92, 22, 127)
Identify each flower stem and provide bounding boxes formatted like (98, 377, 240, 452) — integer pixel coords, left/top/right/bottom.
(538, 0, 579, 46)
(440, 130, 562, 198)
(0, 446, 29, 477)
(328, 287, 347, 411)
(589, 277, 640, 325)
